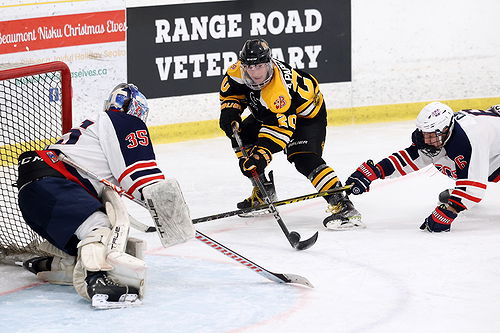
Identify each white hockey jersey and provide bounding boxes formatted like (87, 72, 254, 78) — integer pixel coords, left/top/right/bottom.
(48, 111, 164, 200)
(374, 109, 500, 211)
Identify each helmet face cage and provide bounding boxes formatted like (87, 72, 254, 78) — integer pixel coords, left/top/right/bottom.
(413, 102, 455, 157)
(239, 39, 274, 90)
(104, 83, 149, 122)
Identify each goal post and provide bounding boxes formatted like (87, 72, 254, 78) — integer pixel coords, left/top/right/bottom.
(0, 61, 72, 261)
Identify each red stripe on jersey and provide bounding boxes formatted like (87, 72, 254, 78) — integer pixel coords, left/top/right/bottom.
(118, 161, 159, 183)
(36, 150, 96, 198)
(399, 150, 419, 171)
(376, 163, 386, 179)
(449, 198, 466, 210)
(455, 180, 487, 189)
(389, 155, 406, 176)
(493, 174, 500, 183)
(126, 175, 165, 196)
(451, 189, 482, 203)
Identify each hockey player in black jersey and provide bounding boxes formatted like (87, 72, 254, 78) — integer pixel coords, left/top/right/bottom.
(345, 102, 500, 232)
(219, 39, 363, 230)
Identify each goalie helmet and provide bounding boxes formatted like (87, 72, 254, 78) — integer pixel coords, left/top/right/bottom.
(413, 102, 455, 157)
(239, 39, 274, 90)
(104, 83, 149, 122)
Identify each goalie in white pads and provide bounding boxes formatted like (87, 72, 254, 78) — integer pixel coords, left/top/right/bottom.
(17, 83, 194, 309)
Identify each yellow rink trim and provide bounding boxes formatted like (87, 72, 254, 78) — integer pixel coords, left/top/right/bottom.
(149, 97, 500, 145)
(0, 139, 55, 167)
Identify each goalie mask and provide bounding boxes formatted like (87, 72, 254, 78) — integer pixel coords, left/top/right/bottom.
(239, 39, 274, 90)
(412, 102, 455, 157)
(104, 83, 149, 122)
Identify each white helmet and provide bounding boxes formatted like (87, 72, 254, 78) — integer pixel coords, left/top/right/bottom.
(416, 102, 454, 133)
(413, 102, 455, 157)
(104, 83, 149, 122)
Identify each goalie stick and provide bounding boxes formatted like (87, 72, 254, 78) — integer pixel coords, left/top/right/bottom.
(57, 153, 313, 288)
(232, 125, 318, 251)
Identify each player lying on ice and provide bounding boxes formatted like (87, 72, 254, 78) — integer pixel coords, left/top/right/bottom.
(218, 38, 363, 230)
(16, 83, 194, 309)
(345, 102, 500, 232)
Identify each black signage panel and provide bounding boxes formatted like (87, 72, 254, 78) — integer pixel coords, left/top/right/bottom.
(127, 0, 351, 98)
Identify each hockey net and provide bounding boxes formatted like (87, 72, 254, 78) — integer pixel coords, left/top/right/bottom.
(0, 61, 72, 263)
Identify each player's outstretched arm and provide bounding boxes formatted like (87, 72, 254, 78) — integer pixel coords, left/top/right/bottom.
(345, 160, 382, 195)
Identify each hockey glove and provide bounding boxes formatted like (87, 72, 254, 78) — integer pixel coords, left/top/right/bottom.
(346, 160, 382, 195)
(420, 204, 457, 232)
(239, 147, 272, 178)
(220, 108, 241, 137)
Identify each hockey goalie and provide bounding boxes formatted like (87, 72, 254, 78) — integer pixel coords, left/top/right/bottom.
(16, 83, 194, 309)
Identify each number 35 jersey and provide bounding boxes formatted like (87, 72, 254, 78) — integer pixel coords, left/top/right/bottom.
(220, 59, 325, 153)
(49, 111, 164, 199)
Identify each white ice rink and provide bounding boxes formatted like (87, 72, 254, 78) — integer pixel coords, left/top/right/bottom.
(2, 120, 500, 333)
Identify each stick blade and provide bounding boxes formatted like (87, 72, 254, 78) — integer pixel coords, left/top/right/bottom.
(294, 231, 319, 251)
(275, 273, 314, 288)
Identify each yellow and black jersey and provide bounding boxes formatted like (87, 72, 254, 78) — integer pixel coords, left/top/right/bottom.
(219, 59, 325, 154)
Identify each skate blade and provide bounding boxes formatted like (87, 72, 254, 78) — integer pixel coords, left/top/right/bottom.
(325, 218, 366, 231)
(238, 208, 272, 218)
(91, 293, 142, 310)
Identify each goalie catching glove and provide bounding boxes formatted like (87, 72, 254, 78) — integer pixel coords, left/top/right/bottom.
(239, 146, 272, 178)
(346, 160, 382, 195)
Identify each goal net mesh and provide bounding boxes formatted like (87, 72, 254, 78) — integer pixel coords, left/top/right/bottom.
(0, 62, 71, 261)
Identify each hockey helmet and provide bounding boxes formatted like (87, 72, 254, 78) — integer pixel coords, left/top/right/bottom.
(239, 39, 274, 90)
(104, 83, 149, 122)
(413, 102, 455, 156)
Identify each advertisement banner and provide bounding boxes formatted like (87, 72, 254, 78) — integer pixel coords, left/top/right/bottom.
(127, 0, 351, 98)
(0, 11, 126, 54)
(0, 1, 127, 124)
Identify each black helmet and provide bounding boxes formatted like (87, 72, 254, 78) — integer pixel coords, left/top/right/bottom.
(239, 39, 271, 66)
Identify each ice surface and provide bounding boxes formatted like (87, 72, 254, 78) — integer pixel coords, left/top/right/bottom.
(2, 121, 500, 333)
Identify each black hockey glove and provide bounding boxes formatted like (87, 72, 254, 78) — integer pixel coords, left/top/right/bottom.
(346, 160, 382, 195)
(420, 204, 457, 232)
(239, 147, 272, 178)
(220, 108, 241, 137)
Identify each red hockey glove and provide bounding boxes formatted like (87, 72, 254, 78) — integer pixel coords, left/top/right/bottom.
(239, 147, 272, 178)
(346, 160, 382, 195)
(420, 204, 457, 232)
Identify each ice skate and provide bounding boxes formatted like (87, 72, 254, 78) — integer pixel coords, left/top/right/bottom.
(86, 271, 141, 309)
(323, 197, 364, 230)
(23, 256, 53, 274)
(438, 189, 451, 204)
(237, 172, 276, 217)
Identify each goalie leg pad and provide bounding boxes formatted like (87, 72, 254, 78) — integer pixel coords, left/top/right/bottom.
(73, 188, 147, 302)
(142, 179, 194, 248)
(102, 187, 147, 298)
(34, 240, 76, 285)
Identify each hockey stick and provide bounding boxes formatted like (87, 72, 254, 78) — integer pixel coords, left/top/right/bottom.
(57, 153, 313, 287)
(232, 125, 318, 251)
(128, 186, 350, 232)
(195, 185, 351, 224)
(130, 185, 352, 233)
